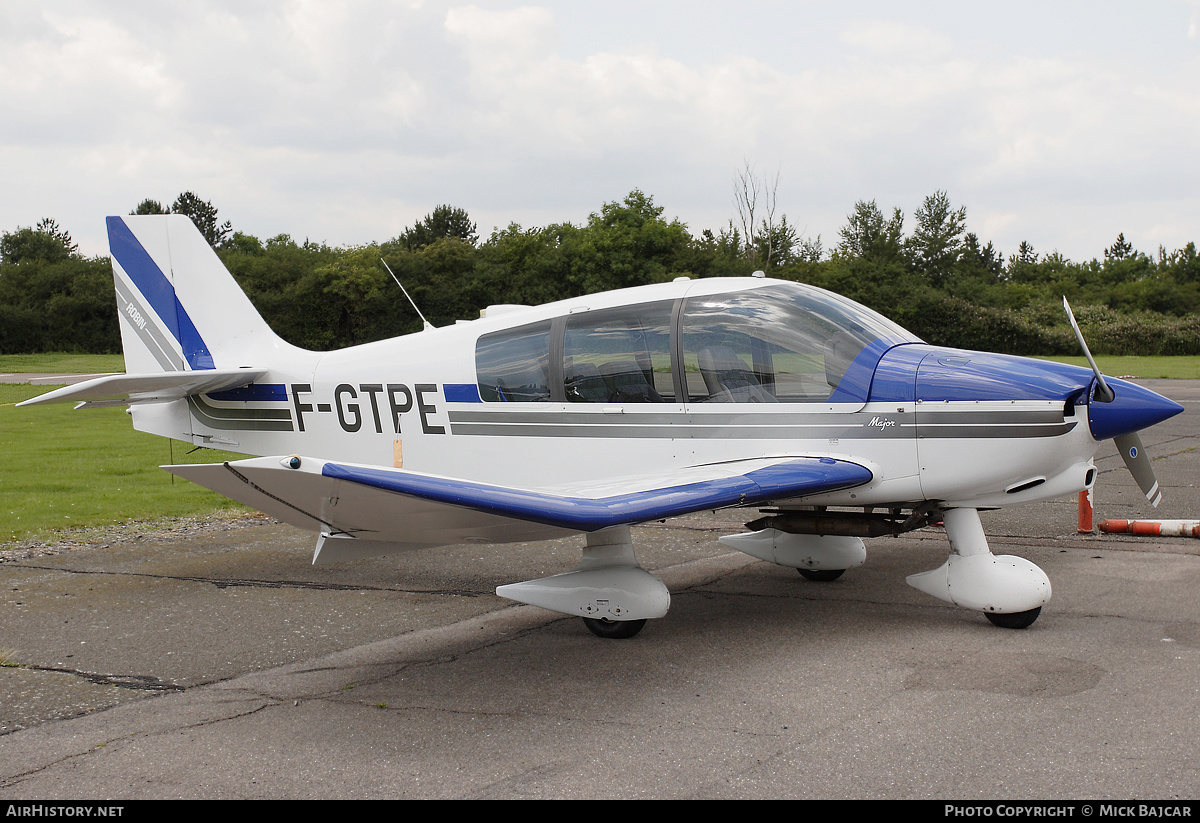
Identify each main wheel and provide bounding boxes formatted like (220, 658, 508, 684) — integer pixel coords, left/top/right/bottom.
(797, 568, 845, 582)
(582, 617, 647, 639)
(985, 607, 1041, 629)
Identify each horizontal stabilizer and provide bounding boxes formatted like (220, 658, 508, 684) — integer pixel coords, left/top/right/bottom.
(17, 369, 266, 408)
(166, 454, 873, 549)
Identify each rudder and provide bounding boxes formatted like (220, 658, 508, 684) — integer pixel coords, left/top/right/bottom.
(107, 214, 288, 374)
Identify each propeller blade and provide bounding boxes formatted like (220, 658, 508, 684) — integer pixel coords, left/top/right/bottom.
(1114, 432, 1162, 507)
(1063, 296, 1114, 402)
(1065, 298, 1169, 508)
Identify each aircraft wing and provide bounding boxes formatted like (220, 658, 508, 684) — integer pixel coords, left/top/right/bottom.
(16, 369, 267, 409)
(166, 455, 874, 557)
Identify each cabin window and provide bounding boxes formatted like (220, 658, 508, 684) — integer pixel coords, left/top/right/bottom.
(476, 320, 552, 402)
(562, 301, 675, 403)
(681, 285, 888, 403)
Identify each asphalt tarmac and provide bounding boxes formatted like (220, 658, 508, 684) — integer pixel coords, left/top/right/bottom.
(1, 379, 1198, 799)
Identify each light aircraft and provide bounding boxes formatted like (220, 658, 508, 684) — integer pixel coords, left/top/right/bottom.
(22, 215, 1184, 637)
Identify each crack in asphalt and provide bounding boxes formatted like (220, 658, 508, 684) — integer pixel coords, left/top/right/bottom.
(5, 564, 484, 597)
(0, 700, 277, 789)
(18, 665, 186, 692)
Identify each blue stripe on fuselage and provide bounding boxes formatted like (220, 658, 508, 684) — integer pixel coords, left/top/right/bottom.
(444, 383, 482, 403)
(207, 383, 289, 402)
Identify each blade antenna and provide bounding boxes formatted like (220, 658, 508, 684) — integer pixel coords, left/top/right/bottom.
(1063, 296, 1113, 402)
(381, 258, 434, 330)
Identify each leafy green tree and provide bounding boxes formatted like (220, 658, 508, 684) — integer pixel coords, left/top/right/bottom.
(171, 192, 232, 247)
(0, 255, 117, 353)
(220, 234, 339, 349)
(399, 205, 478, 250)
(311, 246, 392, 346)
(959, 233, 1002, 278)
(381, 238, 483, 333)
(131, 199, 169, 215)
(690, 223, 754, 278)
(1161, 242, 1200, 284)
(754, 214, 799, 268)
(1014, 241, 1038, 265)
(6, 187, 1200, 358)
(835, 200, 905, 264)
(476, 222, 582, 307)
(795, 234, 825, 264)
(0, 219, 78, 264)
(223, 231, 265, 256)
(570, 190, 692, 293)
(1104, 232, 1133, 261)
(907, 190, 967, 287)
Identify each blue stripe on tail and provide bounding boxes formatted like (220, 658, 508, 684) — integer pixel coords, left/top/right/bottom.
(106, 216, 215, 370)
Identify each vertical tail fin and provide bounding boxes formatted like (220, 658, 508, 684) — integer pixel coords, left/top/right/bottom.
(22, 215, 315, 453)
(108, 214, 291, 373)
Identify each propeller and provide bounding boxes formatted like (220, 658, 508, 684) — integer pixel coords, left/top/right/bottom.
(1114, 431, 1161, 507)
(1063, 297, 1163, 507)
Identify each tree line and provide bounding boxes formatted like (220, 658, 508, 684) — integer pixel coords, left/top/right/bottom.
(3, 189, 1199, 357)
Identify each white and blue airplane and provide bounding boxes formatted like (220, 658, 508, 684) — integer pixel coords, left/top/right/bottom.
(22, 215, 1184, 637)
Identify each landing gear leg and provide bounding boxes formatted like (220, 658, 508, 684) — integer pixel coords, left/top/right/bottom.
(906, 507, 1051, 628)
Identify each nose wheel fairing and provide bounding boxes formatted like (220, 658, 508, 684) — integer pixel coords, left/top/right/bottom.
(495, 526, 670, 629)
(906, 507, 1051, 623)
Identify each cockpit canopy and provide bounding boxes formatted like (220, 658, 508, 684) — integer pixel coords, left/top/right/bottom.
(475, 281, 918, 404)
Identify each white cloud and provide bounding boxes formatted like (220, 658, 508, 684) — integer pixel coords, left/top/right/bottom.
(2, 1, 1199, 261)
(839, 19, 955, 62)
(445, 4, 557, 60)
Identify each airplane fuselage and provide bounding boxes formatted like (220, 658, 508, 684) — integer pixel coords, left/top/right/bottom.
(133, 276, 1101, 513)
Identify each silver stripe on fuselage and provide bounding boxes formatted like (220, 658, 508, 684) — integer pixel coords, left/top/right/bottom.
(445, 408, 1076, 439)
(188, 395, 295, 432)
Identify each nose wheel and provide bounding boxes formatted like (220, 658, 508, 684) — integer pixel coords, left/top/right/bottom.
(582, 617, 647, 639)
(984, 608, 1041, 629)
(797, 568, 846, 582)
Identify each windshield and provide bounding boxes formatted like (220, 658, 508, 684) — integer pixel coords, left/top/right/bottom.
(681, 283, 918, 403)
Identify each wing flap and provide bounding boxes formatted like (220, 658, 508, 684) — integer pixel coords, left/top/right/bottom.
(166, 455, 873, 549)
(16, 369, 267, 408)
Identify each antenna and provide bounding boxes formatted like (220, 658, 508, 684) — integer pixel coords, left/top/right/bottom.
(380, 258, 434, 330)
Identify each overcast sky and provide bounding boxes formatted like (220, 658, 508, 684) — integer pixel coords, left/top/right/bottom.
(3, 1, 1199, 264)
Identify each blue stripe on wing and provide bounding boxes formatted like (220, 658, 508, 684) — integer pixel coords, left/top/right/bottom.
(321, 458, 873, 532)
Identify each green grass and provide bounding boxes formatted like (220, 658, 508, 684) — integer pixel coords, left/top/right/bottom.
(0, 353, 126, 374)
(1033, 355, 1200, 379)
(1, 383, 247, 545)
